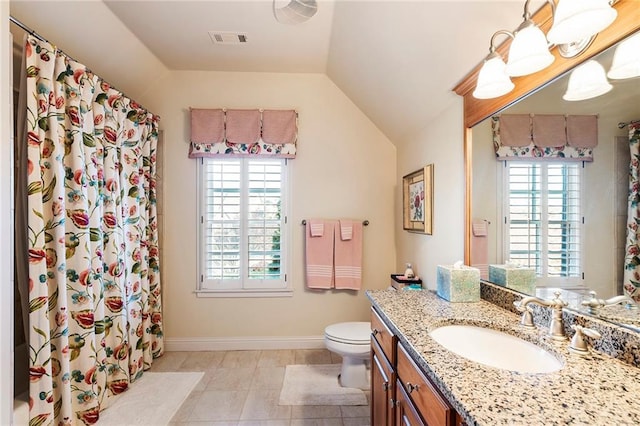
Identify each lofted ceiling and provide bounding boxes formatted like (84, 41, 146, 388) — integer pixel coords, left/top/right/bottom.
(103, 0, 540, 143)
(14, 0, 544, 145)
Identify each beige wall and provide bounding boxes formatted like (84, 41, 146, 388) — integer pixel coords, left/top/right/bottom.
(140, 71, 397, 344)
(395, 100, 466, 291)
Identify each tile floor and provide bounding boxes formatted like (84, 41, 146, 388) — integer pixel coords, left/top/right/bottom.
(153, 348, 371, 426)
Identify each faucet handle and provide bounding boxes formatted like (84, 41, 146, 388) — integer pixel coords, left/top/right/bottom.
(514, 301, 535, 328)
(581, 291, 605, 314)
(552, 291, 568, 308)
(569, 324, 602, 355)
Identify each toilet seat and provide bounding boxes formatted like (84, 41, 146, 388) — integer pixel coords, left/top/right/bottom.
(324, 322, 371, 345)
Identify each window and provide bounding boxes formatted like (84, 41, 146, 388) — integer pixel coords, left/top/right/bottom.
(503, 161, 582, 287)
(197, 158, 290, 297)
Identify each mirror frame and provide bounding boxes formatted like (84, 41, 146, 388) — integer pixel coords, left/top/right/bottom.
(453, 0, 640, 265)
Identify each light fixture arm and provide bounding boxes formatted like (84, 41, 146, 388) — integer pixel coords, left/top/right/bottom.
(522, 0, 533, 20)
(487, 30, 514, 55)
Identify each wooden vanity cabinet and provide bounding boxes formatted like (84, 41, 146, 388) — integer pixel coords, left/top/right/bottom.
(371, 308, 397, 426)
(371, 307, 465, 426)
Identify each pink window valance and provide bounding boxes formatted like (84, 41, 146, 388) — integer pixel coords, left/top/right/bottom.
(189, 108, 297, 158)
(493, 114, 597, 162)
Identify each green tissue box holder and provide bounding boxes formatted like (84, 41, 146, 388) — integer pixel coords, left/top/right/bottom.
(488, 264, 536, 294)
(436, 265, 480, 302)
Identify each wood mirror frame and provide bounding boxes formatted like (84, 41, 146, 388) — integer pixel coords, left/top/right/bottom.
(453, 0, 640, 266)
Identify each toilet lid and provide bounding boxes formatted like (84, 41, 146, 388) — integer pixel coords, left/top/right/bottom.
(325, 322, 371, 345)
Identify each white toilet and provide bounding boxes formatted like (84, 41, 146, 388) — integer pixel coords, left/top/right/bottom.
(324, 321, 371, 389)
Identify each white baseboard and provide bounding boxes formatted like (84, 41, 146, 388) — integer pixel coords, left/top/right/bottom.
(164, 335, 326, 352)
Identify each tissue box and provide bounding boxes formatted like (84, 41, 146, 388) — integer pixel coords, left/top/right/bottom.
(436, 265, 480, 302)
(488, 265, 536, 294)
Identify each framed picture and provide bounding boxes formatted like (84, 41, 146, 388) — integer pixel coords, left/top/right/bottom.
(402, 164, 433, 234)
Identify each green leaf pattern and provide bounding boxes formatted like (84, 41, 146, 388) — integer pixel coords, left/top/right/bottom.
(24, 35, 163, 425)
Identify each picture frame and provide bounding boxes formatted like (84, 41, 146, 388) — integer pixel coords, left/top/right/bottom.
(402, 164, 433, 234)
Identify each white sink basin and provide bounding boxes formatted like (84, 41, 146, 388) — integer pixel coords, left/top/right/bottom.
(429, 325, 562, 374)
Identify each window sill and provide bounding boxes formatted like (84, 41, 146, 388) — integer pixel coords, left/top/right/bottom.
(195, 289, 294, 298)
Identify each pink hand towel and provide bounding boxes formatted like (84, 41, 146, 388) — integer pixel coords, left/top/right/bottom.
(309, 219, 324, 237)
(471, 219, 489, 280)
(334, 220, 362, 290)
(339, 219, 353, 241)
(305, 220, 335, 289)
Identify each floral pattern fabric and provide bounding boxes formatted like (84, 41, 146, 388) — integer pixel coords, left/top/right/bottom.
(492, 117, 594, 161)
(24, 35, 163, 425)
(624, 122, 640, 301)
(189, 140, 296, 158)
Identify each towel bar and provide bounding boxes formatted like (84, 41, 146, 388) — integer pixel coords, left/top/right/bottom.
(301, 219, 369, 226)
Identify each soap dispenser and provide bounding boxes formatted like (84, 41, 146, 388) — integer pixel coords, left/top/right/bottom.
(404, 263, 415, 279)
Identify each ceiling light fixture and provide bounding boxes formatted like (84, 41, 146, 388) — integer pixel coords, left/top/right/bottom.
(273, 0, 318, 25)
(473, 0, 619, 100)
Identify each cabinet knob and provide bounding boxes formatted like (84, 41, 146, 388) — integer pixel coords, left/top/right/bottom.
(372, 328, 379, 336)
(382, 381, 389, 391)
(406, 382, 420, 393)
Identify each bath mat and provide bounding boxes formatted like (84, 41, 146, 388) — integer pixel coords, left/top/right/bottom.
(98, 371, 204, 425)
(278, 364, 367, 406)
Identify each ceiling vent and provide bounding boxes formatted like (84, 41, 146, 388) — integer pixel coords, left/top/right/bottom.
(208, 32, 248, 45)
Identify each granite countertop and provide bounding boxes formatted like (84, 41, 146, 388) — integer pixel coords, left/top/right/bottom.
(367, 289, 640, 426)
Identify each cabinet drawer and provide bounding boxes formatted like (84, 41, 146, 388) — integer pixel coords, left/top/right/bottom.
(371, 308, 396, 365)
(396, 378, 426, 426)
(397, 343, 453, 426)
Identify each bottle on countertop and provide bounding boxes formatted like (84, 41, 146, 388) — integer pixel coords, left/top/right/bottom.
(404, 263, 415, 279)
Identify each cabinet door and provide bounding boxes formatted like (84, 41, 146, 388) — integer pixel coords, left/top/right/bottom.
(371, 308, 396, 365)
(395, 378, 426, 426)
(397, 344, 454, 426)
(371, 337, 394, 426)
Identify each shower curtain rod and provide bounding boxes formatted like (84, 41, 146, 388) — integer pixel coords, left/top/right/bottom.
(9, 15, 158, 118)
(619, 120, 640, 129)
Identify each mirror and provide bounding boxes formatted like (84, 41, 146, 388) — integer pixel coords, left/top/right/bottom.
(472, 37, 639, 328)
(456, 1, 640, 331)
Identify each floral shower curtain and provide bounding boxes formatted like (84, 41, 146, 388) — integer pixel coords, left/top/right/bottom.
(23, 35, 164, 425)
(624, 121, 640, 301)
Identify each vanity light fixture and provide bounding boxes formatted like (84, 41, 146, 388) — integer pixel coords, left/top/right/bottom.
(546, 0, 618, 45)
(273, 0, 318, 25)
(563, 60, 613, 101)
(473, 31, 515, 99)
(607, 31, 640, 80)
(473, 0, 619, 100)
(505, 0, 555, 77)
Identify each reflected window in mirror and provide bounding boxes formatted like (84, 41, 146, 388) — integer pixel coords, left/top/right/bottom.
(502, 161, 582, 288)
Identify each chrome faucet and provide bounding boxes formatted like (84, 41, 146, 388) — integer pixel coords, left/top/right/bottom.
(515, 291, 568, 341)
(581, 291, 638, 315)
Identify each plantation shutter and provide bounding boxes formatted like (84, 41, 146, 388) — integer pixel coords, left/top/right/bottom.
(204, 159, 242, 284)
(247, 161, 283, 281)
(505, 162, 581, 280)
(201, 158, 287, 291)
